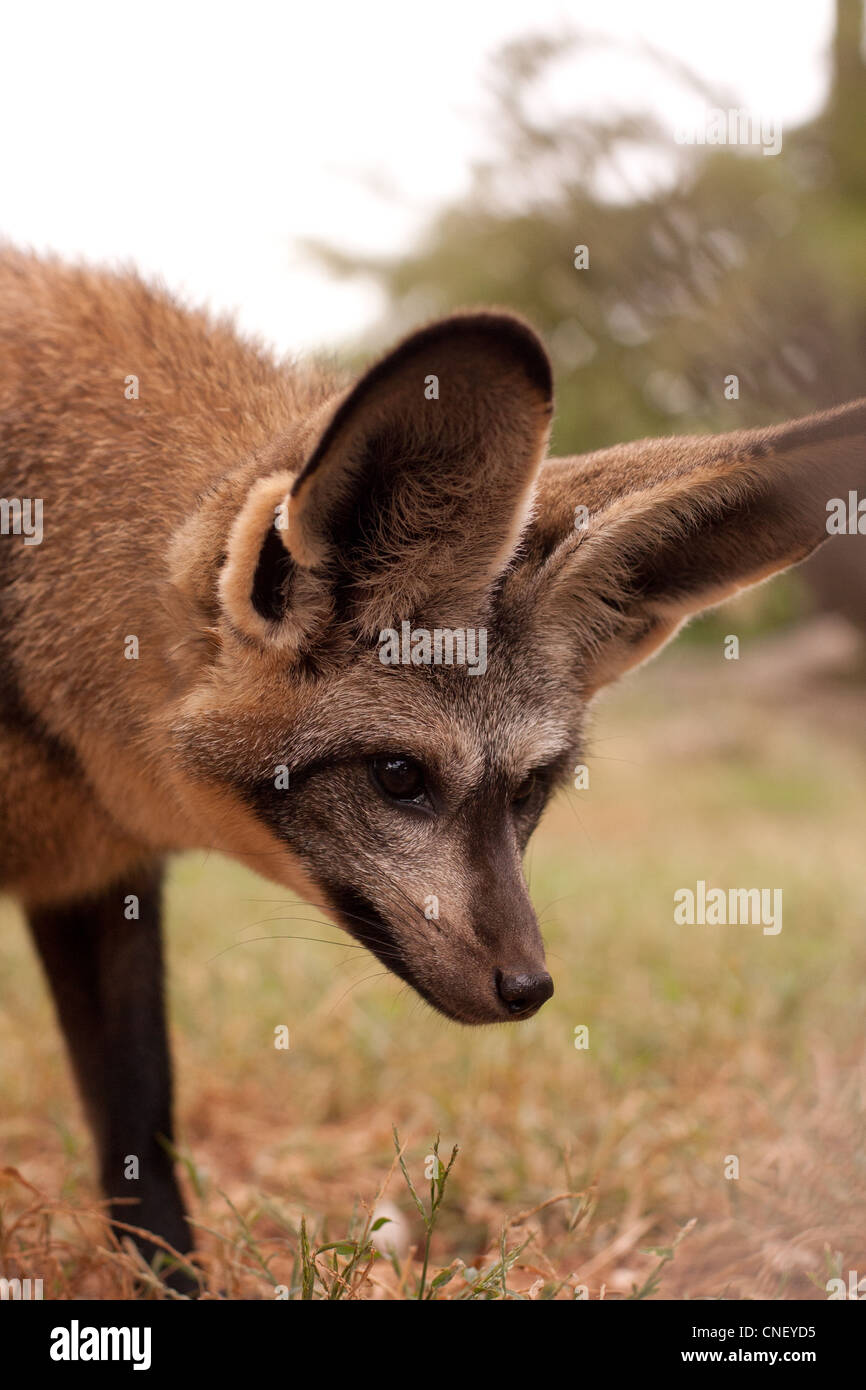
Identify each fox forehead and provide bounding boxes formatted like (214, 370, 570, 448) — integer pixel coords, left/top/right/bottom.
(175, 640, 581, 799)
(288, 679, 578, 795)
(288, 706, 579, 794)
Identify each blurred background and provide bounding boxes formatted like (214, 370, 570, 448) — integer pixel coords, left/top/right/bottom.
(4, 0, 861, 629)
(1, 0, 864, 1298)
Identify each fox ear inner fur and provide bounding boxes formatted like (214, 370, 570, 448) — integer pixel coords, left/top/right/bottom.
(218, 470, 318, 650)
(217, 311, 554, 651)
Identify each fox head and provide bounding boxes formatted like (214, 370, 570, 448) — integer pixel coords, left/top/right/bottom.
(165, 311, 865, 1025)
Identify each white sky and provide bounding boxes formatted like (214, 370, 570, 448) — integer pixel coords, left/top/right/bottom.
(0, 1, 837, 355)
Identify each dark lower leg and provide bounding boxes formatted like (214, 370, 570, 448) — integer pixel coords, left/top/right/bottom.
(28, 866, 193, 1274)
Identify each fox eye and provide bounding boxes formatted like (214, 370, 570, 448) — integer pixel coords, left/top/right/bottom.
(369, 754, 427, 803)
(512, 773, 537, 808)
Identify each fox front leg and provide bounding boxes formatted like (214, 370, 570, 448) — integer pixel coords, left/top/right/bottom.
(27, 865, 193, 1284)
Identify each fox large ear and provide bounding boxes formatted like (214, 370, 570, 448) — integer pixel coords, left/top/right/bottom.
(275, 310, 553, 635)
(219, 312, 552, 648)
(529, 401, 866, 696)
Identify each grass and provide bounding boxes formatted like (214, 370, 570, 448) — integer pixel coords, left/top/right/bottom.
(1, 616, 865, 1298)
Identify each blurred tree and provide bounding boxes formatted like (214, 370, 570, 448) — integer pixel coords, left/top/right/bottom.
(306, 0, 866, 634)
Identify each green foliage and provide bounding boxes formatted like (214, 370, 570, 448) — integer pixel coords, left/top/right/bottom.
(393, 1128, 459, 1299)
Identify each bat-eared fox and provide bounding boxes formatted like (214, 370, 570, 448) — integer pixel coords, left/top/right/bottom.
(1, 249, 863, 1276)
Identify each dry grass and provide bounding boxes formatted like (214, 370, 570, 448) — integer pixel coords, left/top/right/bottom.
(2, 614, 865, 1298)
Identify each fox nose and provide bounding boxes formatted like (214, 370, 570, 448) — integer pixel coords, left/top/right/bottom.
(496, 969, 554, 1016)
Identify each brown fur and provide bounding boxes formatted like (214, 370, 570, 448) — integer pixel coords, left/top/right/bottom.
(1, 248, 863, 1267)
